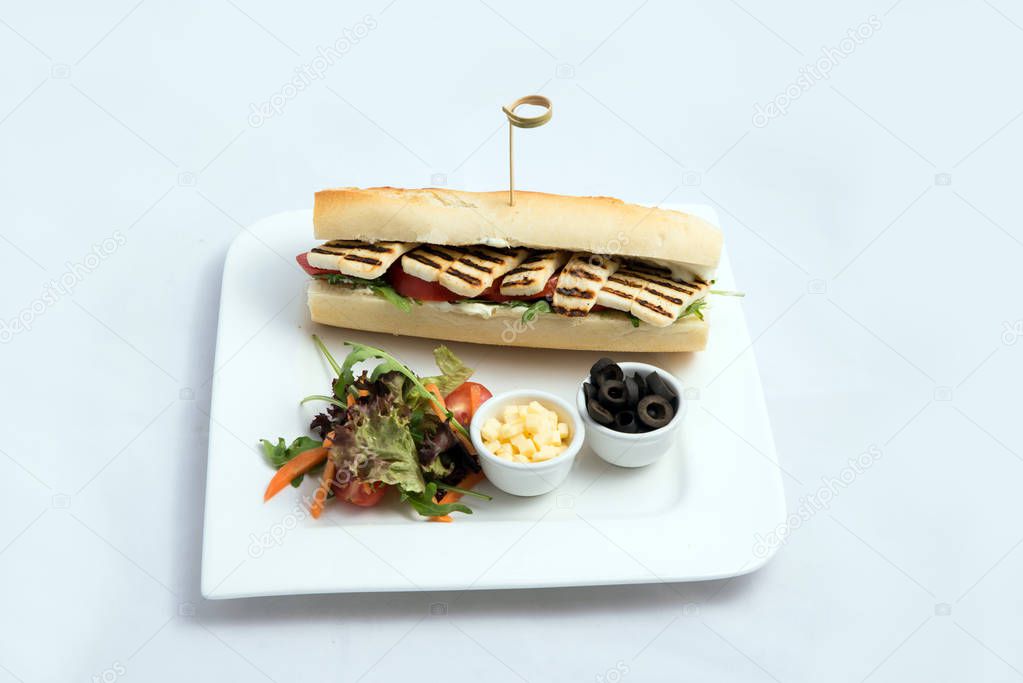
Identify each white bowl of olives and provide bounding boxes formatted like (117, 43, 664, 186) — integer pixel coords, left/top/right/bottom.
(575, 359, 686, 468)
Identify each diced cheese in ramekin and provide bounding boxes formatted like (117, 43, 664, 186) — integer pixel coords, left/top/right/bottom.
(481, 401, 571, 463)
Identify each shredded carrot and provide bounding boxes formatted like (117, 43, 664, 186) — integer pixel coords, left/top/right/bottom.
(429, 471, 486, 523)
(423, 383, 475, 455)
(263, 447, 328, 502)
(345, 388, 369, 407)
(423, 383, 448, 421)
(310, 459, 336, 518)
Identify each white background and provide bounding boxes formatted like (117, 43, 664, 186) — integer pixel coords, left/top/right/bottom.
(2, 1, 1022, 681)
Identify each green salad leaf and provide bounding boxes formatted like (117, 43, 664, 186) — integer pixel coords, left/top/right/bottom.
(420, 345, 473, 396)
(681, 299, 708, 321)
(400, 482, 472, 517)
(319, 273, 414, 313)
(331, 395, 425, 494)
(520, 299, 551, 324)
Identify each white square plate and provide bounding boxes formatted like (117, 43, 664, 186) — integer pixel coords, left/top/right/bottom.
(200, 205, 786, 598)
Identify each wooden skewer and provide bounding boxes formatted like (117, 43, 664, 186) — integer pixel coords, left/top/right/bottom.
(501, 95, 553, 206)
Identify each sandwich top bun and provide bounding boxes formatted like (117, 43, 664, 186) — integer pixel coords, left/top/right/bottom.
(313, 187, 722, 272)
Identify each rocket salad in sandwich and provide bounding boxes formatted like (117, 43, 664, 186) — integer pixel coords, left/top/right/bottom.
(260, 336, 493, 521)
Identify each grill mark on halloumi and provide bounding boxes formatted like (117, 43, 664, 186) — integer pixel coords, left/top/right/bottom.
(404, 251, 444, 270)
(555, 287, 596, 299)
(622, 259, 673, 279)
(500, 250, 568, 296)
(344, 253, 383, 267)
(551, 253, 619, 316)
(563, 266, 603, 281)
(307, 240, 416, 278)
(445, 267, 483, 287)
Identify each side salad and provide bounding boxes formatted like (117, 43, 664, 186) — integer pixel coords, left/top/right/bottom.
(260, 336, 493, 521)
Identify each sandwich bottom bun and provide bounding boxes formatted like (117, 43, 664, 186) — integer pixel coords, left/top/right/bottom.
(307, 281, 709, 352)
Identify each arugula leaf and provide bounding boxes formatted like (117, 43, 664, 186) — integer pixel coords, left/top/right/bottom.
(681, 298, 707, 321)
(340, 341, 471, 439)
(399, 482, 472, 517)
(299, 394, 347, 410)
(434, 481, 492, 501)
(259, 436, 324, 487)
(373, 285, 414, 312)
(312, 334, 343, 376)
(520, 299, 551, 324)
(319, 273, 414, 313)
(420, 345, 473, 396)
(628, 315, 641, 328)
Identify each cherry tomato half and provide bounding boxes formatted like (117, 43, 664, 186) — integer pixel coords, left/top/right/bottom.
(446, 381, 493, 426)
(332, 479, 388, 507)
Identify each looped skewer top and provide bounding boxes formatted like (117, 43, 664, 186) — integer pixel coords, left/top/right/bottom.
(502, 95, 552, 206)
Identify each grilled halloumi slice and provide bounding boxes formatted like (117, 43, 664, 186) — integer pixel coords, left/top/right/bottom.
(308, 240, 416, 279)
(438, 247, 529, 298)
(400, 245, 463, 283)
(499, 250, 569, 297)
(594, 264, 710, 327)
(552, 253, 620, 316)
(630, 273, 709, 327)
(596, 269, 650, 312)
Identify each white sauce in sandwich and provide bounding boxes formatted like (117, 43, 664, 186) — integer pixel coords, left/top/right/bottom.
(449, 302, 500, 318)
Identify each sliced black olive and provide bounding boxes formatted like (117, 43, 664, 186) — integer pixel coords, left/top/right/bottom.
(632, 372, 648, 399)
(637, 394, 674, 430)
(645, 370, 677, 403)
(624, 375, 641, 408)
(586, 398, 614, 425)
(590, 357, 614, 379)
(598, 379, 628, 410)
(614, 410, 638, 433)
(595, 365, 624, 386)
(582, 381, 597, 404)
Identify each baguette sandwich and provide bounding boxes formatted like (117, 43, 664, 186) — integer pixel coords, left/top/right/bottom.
(299, 187, 724, 352)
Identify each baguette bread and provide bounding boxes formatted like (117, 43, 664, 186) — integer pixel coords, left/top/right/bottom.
(314, 187, 722, 274)
(307, 281, 709, 352)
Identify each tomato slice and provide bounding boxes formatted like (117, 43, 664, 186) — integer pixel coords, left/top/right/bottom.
(296, 252, 336, 277)
(446, 381, 493, 425)
(388, 262, 461, 302)
(332, 479, 388, 507)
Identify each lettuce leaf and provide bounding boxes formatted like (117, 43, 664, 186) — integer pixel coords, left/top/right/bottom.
(419, 345, 473, 396)
(330, 389, 425, 494)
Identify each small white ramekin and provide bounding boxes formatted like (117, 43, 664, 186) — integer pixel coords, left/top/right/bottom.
(576, 361, 686, 468)
(470, 389, 585, 497)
